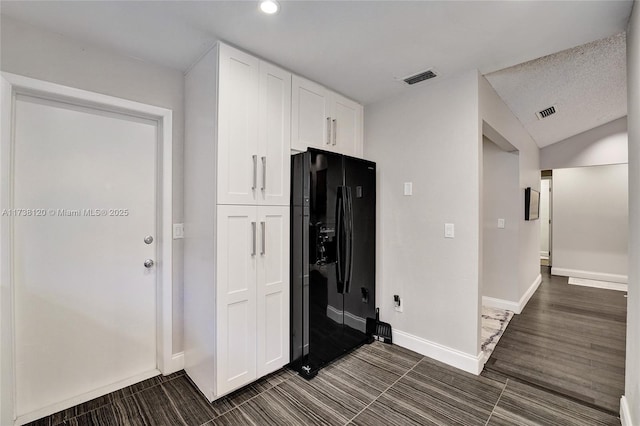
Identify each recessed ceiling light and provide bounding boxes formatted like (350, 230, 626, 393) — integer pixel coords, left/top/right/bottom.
(260, 0, 280, 14)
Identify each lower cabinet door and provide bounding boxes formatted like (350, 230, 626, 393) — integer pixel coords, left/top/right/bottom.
(257, 206, 290, 377)
(216, 205, 258, 395)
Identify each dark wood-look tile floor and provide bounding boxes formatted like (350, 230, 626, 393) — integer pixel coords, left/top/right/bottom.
(28, 338, 620, 426)
(484, 266, 627, 415)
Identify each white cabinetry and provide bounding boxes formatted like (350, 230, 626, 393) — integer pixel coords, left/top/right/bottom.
(216, 205, 289, 395)
(217, 45, 291, 206)
(291, 75, 363, 157)
(184, 43, 290, 402)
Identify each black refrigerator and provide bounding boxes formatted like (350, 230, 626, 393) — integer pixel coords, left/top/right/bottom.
(290, 148, 376, 379)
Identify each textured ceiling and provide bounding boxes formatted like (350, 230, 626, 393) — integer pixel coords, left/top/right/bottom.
(486, 33, 627, 148)
(0, 1, 633, 106)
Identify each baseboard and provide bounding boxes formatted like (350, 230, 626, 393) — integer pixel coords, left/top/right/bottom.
(393, 329, 483, 375)
(517, 274, 542, 314)
(568, 277, 628, 292)
(551, 267, 628, 284)
(620, 395, 633, 426)
(483, 273, 541, 315)
(482, 296, 519, 313)
(164, 352, 185, 375)
(15, 369, 160, 425)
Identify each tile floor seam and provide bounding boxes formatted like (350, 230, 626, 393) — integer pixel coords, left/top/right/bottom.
(204, 370, 296, 423)
(158, 381, 190, 426)
(484, 378, 508, 426)
(49, 374, 188, 426)
(343, 355, 425, 425)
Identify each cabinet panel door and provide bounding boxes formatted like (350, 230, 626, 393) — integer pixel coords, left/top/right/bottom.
(256, 206, 290, 377)
(291, 76, 330, 152)
(332, 93, 363, 157)
(216, 205, 258, 395)
(259, 62, 291, 206)
(218, 44, 260, 205)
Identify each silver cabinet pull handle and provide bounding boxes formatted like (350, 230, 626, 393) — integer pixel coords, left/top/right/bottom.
(261, 156, 266, 191)
(251, 221, 256, 256)
(332, 119, 337, 146)
(326, 117, 331, 145)
(261, 221, 266, 255)
(252, 155, 257, 190)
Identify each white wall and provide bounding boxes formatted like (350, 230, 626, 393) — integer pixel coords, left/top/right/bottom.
(625, 1, 640, 423)
(479, 75, 541, 310)
(551, 165, 628, 283)
(540, 179, 550, 258)
(364, 70, 482, 368)
(482, 138, 520, 303)
(0, 16, 186, 354)
(540, 117, 628, 170)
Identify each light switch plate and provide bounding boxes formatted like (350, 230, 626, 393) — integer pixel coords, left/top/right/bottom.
(498, 218, 505, 229)
(404, 182, 412, 196)
(173, 223, 184, 239)
(444, 223, 455, 238)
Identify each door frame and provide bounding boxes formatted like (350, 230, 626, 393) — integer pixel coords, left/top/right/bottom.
(0, 73, 174, 425)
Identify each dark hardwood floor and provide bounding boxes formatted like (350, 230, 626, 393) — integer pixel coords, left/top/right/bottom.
(484, 266, 627, 415)
(28, 340, 620, 426)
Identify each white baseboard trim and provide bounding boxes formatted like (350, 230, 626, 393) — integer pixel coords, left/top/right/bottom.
(517, 274, 542, 314)
(482, 296, 519, 313)
(620, 395, 633, 426)
(393, 329, 483, 375)
(15, 369, 161, 426)
(164, 352, 185, 375)
(483, 273, 541, 315)
(568, 277, 628, 292)
(551, 267, 628, 284)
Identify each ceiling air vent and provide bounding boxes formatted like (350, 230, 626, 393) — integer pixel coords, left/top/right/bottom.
(403, 69, 437, 85)
(536, 105, 557, 120)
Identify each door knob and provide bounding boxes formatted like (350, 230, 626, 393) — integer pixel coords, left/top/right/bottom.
(144, 259, 155, 268)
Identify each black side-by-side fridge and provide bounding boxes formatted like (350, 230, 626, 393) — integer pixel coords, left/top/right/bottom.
(290, 148, 376, 378)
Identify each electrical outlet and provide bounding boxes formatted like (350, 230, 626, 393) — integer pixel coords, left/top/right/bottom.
(394, 295, 403, 312)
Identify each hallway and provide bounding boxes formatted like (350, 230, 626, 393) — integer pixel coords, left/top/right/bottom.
(484, 267, 627, 414)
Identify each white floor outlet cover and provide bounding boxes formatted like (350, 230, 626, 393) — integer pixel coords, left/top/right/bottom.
(568, 277, 628, 292)
(481, 306, 514, 363)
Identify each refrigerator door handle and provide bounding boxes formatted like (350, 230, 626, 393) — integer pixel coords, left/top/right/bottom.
(336, 187, 344, 291)
(344, 186, 354, 293)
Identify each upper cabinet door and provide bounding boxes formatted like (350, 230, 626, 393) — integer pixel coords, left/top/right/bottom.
(331, 93, 363, 158)
(217, 44, 260, 205)
(259, 62, 291, 206)
(291, 76, 331, 152)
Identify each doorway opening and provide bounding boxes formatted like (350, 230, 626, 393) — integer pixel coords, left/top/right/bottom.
(540, 170, 552, 267)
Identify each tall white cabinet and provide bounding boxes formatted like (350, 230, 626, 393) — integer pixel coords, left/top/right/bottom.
(184, 43, 290, 401)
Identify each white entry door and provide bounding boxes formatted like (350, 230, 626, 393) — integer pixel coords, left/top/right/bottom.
(12, 95, 158, 418)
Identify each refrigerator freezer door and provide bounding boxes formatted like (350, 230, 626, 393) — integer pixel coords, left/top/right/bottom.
(342, 157, 376, 334)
